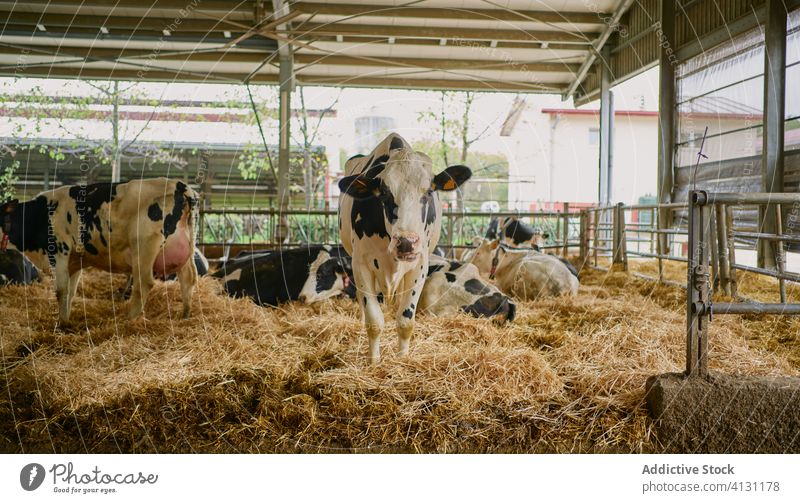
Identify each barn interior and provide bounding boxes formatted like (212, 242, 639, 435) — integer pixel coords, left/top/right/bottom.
(1, 0, 799, 453)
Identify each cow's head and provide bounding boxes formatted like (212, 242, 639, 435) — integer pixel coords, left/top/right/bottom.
(0, 199, 18, 249)
(471, 238, 507, 277)
(298, 247, 356, 304)
(530, 228, 548, 251)
(339, 149, 471, 262)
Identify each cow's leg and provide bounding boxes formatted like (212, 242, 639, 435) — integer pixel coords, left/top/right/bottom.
(354, 262, 383, 364)
(396, 265, 426, 357)
(177, 254, 198, 319)
(128, 242, 160, 320)
(67, 269, 82, 317)
(54, 257, 73, 324)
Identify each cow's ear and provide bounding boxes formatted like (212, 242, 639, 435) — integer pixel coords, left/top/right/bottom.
(432, 165, 472, 191)
(339, 175, 380, 199)
(490, 239, 499, 250)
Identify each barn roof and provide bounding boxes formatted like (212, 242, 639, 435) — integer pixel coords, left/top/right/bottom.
(0, 0, 616, 96)
(0, 1, 789, 102)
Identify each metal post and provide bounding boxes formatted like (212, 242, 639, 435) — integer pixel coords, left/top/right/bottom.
(579, 211, 589, 263)
(275, 53, 293, 244)
(598, 45, 614, 206)
(715, 204, 732, 296)
(709, 208, 719, 292)
(562, 202, 570, 257)
(612, 202, 626, 267)
(657, 0, 676, 277)
(592, 210, 600, 266)
(686, 190, 711, 378)
(759, 0, 787, 270)
(272, 0, 294, 245)
(447, 206, 454, 250)
(775, 203, 787, 303)
(726, 205, 738, 297)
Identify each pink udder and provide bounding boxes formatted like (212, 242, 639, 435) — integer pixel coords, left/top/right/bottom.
(153, 234, 191, 277)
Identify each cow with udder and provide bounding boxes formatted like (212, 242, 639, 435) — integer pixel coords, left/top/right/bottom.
(338, 133, 471, 363)
(0, 178, 199, 323)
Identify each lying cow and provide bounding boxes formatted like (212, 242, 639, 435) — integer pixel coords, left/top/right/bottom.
(419, 257, 516, 322)
(0, 249, 39, 285)
(471, 239, 578, 299)
(297, 252, 515, 323)
(0, 178, 199, 322)
(486, 216, 548, 249)
(297, 245, 356, 304)
(213, 244, 354, 306)
(338, 133, 471, 362)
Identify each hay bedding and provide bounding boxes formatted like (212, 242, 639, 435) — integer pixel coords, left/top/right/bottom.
(0, 264, 796, 453)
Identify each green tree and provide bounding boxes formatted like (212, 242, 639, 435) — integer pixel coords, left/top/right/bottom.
(0, 146, 19, 201)
(3, 79, 185, 184)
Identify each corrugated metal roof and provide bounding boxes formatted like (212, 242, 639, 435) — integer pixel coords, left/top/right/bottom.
(0, 0, 616, 94)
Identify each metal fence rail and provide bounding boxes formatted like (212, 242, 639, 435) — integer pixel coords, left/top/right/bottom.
(200, 192, 800, 378)
(198, 206, 585, 258)
(685, 190, 800, 377)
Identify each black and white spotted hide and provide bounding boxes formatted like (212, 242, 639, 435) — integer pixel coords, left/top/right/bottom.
(419, 257, 516, 323)
(337, 133, 472, 363)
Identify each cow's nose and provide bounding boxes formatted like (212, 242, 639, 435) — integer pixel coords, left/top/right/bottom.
(397, 238, 414, 254)
(298, 294, 307, 304)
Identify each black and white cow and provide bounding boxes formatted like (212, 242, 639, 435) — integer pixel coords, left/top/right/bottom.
(338, 133, 471, 363)
(297, 245, 356, 304)
(486, 216, 549, 250)
(0, 178, 199, 322)
(0, 249, 39, 285)
(297, 253, 515, 323)
(212, 245, 354, 306)
(418, 257, 516, 322)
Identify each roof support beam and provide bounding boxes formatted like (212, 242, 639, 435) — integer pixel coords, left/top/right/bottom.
(598, 45, 614, 205)
(564, 0, 635, 99)
(273, 0, 293, 242)
(294, 54, 580, 73)
(0, 45, 579, 74)
(292, 2, 608, 25)
(657, 0, 676, 243)
(0, 0, 251, 14)
(758, 0, 787, 270)
(0, 11, 239, 33)
(0, 67, 564, 93)
(293, 22, 596, 44)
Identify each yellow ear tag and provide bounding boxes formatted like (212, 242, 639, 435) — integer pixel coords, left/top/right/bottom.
(443, 179, 457, 190)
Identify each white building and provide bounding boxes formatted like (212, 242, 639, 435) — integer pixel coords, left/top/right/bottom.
(499, 97, 659, 210)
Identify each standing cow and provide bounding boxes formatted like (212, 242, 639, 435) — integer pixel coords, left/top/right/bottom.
(338, 133, 471, 363)
(0, 178, 199, 323)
